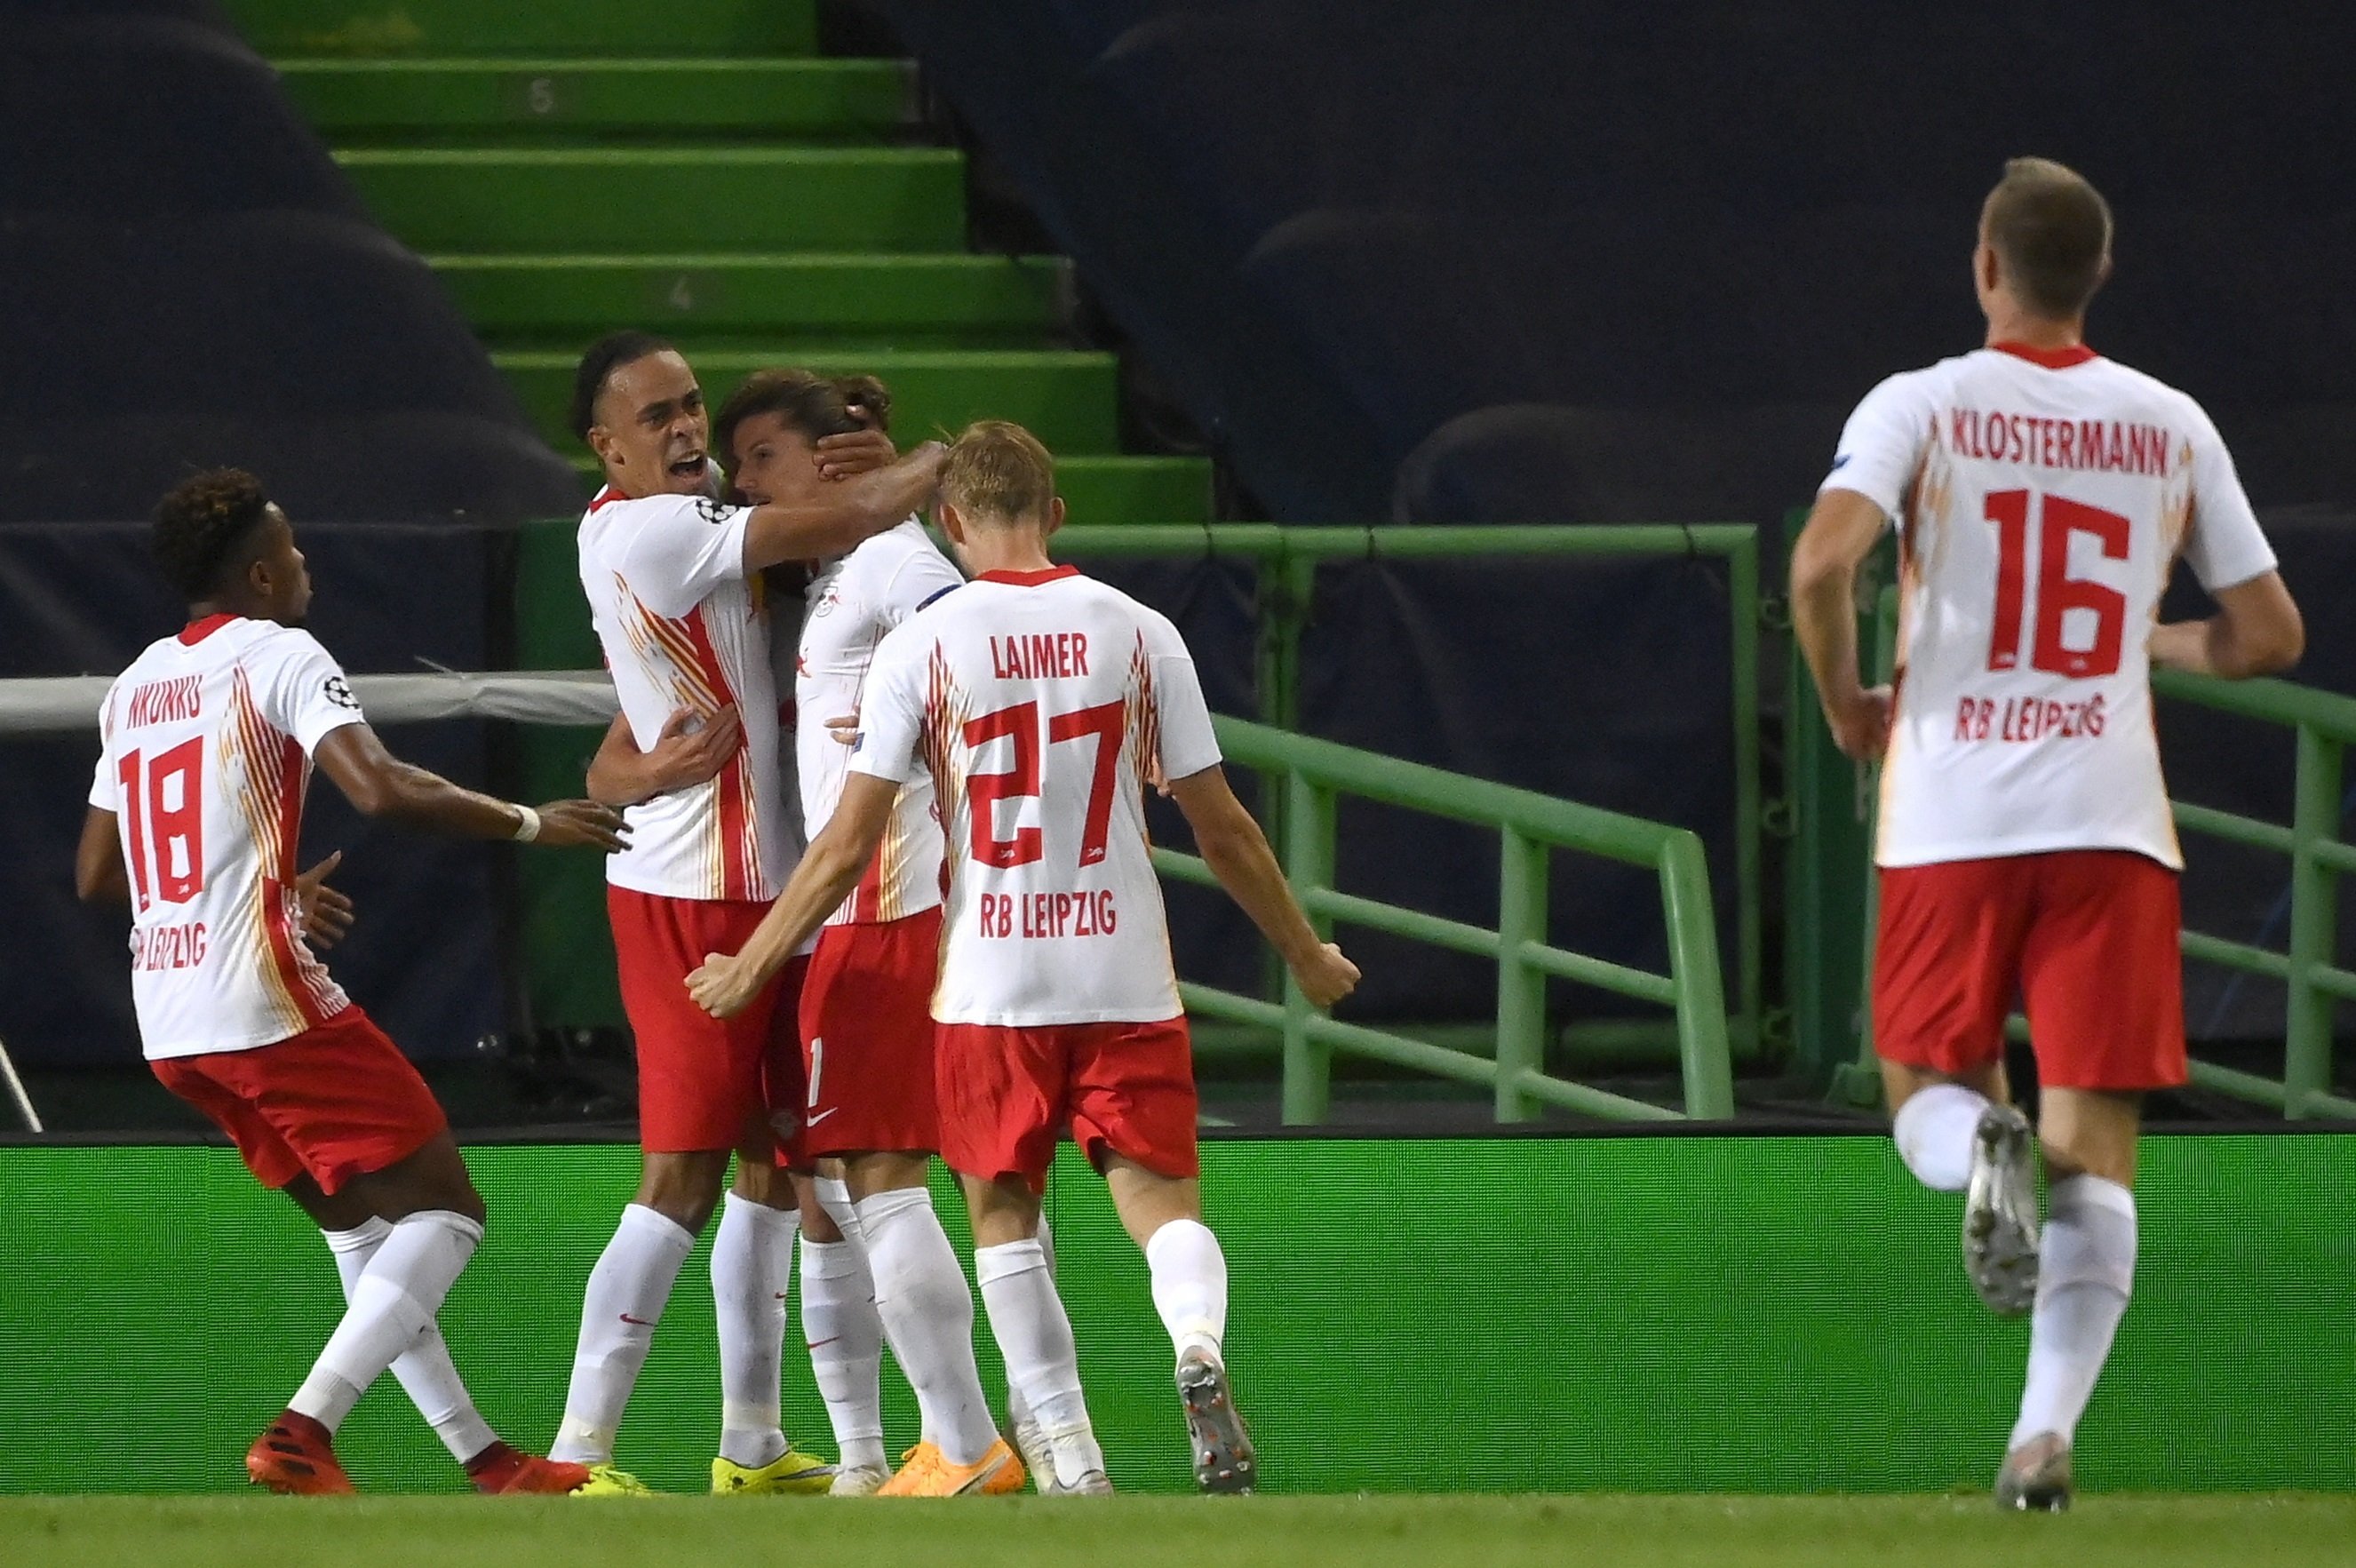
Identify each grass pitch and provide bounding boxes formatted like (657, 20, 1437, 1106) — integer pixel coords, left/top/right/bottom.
(3, 1493, 2351, 1568)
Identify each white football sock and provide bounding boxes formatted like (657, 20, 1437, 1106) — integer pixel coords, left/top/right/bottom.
(291, 1209, 482, 1433)
(712, 1191, 799, 1469)
(322, 1219, 497, 1464)
(800, 1232, 887, 1472)
(856, 1186, 999, 1466)
(812, 1174, 863, 1240)
(1143, 1217, 1229, 1370)
(1005, 1214, 1055, 1430)
(1892, 1082, 1990, 1191)
(2012, 1174, 2137, 1448)
(975, 1238, 1102, 1485)
(550, 1203, 696, 1465)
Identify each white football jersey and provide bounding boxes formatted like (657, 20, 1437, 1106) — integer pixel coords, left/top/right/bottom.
(851, 566, 1222, 1025)
(798, 518, 964, 925)
(578, 485, 800, 902)
(87, 616, 361, 1060)
(1823, 344, 2278, 870)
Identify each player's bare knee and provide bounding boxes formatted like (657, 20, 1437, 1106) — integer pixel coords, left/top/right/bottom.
(960, 1174, 1041, 1248)
(636, 1149, 731, 1232)
(846, 1150, 930, 1203)
(2037, 1087, 2141, 1188)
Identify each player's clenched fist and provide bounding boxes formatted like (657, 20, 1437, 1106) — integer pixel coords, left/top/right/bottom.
(1292, 942, 1360, 1009)
(1824, 685, 1893, 762)
(532, 800, 630, 852)
(687, 951, 761, 1020)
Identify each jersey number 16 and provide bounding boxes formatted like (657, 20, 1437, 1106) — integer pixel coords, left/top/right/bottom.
(1983, 488, 2129, 680)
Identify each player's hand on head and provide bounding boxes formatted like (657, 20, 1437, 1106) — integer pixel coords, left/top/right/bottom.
(814, 429, 897, 482)
(687, 951, 760, 1019)
(649, 703, 743, 792)
(1826, 685, 1895, 762)
(532, 800, 630, 853)
(1293, 942, 1360, 1009)
(294, 849, 354, 950)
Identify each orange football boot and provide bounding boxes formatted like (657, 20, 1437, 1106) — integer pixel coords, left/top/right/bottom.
(245, 1412, 355, 1495)
(876, 1438, 1025, 1497)
(466, 1441, 594, 1496)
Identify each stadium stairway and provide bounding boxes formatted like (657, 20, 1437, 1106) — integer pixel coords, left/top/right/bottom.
(219, 0, 1216, 529)
(218, 0, 1219, 1032)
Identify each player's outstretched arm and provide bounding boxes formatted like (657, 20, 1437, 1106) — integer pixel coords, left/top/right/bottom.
(2151, 571, 2304, 681)
(585, 704, 743, 808)
(1791, 488, 1895, 762)
(741, 441, 947, 572)
(314, 725, 626, 849)
(74, 808, 130, 905)
(1166, 764, 1359, 1008)
(686, 772, 898, 1018)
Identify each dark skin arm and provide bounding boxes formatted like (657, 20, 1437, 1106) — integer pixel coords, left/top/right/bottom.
(741, 441, 946, 573)
(313, 724, 626, 848)
(585, 704, 743, 808)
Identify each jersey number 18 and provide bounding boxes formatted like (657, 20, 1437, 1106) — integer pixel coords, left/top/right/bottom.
(117, 739, 206, 911)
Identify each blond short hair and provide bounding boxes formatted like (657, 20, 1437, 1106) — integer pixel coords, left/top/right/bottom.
(1981, 156, 2113, 319)
(940, 419, 1056, 525)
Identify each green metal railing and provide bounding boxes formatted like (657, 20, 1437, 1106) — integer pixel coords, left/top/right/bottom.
(1846, 586, 2356, 1117)
(1059, 523, 1764, 1063)
(1150, 714, 1736, 1124)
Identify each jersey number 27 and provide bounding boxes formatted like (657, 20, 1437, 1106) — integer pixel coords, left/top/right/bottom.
(965, 698, 1126, 870)
(1984, 488, 2129, 680)
(117, 739, 205, 911)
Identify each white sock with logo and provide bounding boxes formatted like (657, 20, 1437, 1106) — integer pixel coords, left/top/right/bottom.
(712, 1191, 799, 1469)
(1143, 1217, 1229, 1371)
(856, 1186, 999, 1466)
(291, 1209, 483, 1433)
(800, 1230, 888, 1472)
(975, 1238, 1102, 1486)
(2012, 1174, 2137, 1448)
(550, 1204, 696, 1465)
(322, 1219, 497, 1465)
(1892, 1082, 1990, 1192)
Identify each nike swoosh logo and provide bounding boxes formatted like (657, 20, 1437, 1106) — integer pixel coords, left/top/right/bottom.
(805, 1108, 838, 1126)
(620, 1314, 656, 1326)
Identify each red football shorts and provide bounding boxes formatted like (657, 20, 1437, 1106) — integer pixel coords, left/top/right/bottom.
(800, 906, 944, 1158)
(1874, 848, 2186, 1092)
(936, 1015, 1199, 1190)
(151, 1004, 447, 1196)
(609, 886, 809, 1162)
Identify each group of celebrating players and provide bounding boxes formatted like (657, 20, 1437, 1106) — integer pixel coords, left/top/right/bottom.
(77, 155, 2303, 1512)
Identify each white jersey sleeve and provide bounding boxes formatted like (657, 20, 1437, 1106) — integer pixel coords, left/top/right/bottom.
(1820, 369, 1939, 521)
(848, 620, 927, 789)
(1140, 609, 1222, 781)
(253, 631, 368, 754)
(2177, 404, 2277, 592)
(607, 495, 752, 620)
(880, 545, 967, 633)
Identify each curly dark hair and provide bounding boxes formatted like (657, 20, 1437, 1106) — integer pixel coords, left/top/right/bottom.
(568, 329, 675, 442)
(152, 469, 275, 601)
(713, 369, 892, 474)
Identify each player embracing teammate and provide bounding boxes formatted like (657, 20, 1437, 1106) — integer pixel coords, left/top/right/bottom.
(690, 420, 1358, 1493)
(1795, 159, 2304, 1510)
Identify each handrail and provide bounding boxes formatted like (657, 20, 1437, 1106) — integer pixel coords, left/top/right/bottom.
(1055, 521, 1764, 1064)
(1158, 714, 1736, 1123)
(1857, 587, 2356, 1118)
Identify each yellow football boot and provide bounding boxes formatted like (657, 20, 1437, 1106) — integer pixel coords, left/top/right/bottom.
(569, 1463, 657, 1498)
(712, 1445, 837, 1495)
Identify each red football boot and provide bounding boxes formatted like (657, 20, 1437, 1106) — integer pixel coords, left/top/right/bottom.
(245, 1412, 355, 1495)
(466, 1441, 594, 1496)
